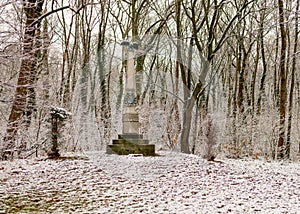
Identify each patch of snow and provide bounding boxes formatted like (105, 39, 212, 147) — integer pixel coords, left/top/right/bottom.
(0, 151, 299, 213)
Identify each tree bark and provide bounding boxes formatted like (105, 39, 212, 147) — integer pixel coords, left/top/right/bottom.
(97, 1, 110, 141)
(256, 5, 267, 116)
(286, 0, 299, 159)
(277, 0, 287, 159)
(3, 0, 44, 151)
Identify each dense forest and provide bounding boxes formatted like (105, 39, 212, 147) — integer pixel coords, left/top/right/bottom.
(1, 0, 300, 160)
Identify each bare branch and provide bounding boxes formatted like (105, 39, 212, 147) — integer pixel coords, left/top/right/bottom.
(30, 5, 70, 27)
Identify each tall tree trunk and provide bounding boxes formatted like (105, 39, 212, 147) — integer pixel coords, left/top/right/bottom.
(277, 0, 287, 159)
(24, 3, 43, 130)
(226, 53, 233, 118)
(175, 0, 190, 153)
(237, 46, 244, 114)
(286, 0, 299, 159)
(256, 6, 267, 116)
(97, 1, 110, 142)
(274, 32, 280, 108)
(251, 39, 259, 116)
(232, 49, 239, 151)
(3, 0, 44, 154)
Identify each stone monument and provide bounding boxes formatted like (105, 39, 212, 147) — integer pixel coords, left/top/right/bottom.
(107, 41, 155, 156)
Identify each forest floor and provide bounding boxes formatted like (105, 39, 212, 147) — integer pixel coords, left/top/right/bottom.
(0, 151, 299, 214)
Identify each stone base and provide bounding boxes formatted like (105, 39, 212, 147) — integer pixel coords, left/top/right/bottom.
(107, 134, 156, 156)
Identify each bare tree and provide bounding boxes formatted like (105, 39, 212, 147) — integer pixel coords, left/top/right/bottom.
(180, 0, 254, 154)
(286, 0, 299, 159)
(277, 0, 287, 159)
(2, 0, 45, 158)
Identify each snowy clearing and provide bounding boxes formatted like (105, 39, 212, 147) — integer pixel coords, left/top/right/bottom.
(0, 151, 299, 213)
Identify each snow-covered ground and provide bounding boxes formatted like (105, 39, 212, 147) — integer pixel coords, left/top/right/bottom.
(0, 151, 299, 213)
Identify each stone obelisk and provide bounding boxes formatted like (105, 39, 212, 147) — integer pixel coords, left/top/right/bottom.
(107, 41, 155, 156)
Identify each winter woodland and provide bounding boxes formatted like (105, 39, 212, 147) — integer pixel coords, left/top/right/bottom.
(1, 0, 300, 212)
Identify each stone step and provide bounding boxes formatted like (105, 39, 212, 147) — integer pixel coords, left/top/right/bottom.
(112, 139, 149, 145)
(107, 144, 155, 156)
(118, 134, 144, 140)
